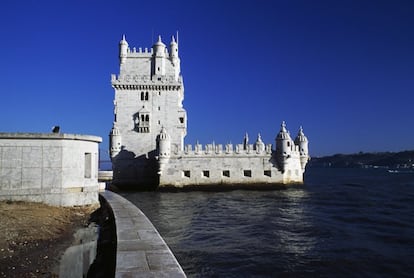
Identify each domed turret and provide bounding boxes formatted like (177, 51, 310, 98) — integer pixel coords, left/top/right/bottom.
(295, 126, 309, 170)
(156, 127, 171, 175)
(275, 121, 293, 172)
(169, 35, 181, 80)
(152, 36, 166, 76)
(119, 35, 129, 65)
(276, 121, 293, 154)
(109, 123, 122, 158)
(170, 35, 178, 58)
(153, 36, 166, 57)
(157, 127, 171, 158)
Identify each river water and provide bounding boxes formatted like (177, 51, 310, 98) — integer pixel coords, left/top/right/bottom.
(122, 168, 414, 277)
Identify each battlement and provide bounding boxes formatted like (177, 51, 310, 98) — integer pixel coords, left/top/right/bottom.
(111, 74, 183, 88)
(129, 46, 153, 54)
(169, 143, 273, 157)
(164, 141, 302, 158)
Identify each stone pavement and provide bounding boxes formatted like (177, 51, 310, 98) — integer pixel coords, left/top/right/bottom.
(100, 191, 186, 278)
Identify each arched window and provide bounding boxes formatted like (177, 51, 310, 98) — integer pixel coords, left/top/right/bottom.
(140, 92, 144, 100)
(145, 92, 149, 100)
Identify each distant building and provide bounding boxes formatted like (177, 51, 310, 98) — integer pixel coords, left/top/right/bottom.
(110, 35, 309, 188)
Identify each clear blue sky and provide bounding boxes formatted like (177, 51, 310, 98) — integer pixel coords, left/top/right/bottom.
(1, 0, 413, 157)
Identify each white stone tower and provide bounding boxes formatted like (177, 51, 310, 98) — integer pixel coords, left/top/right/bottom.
(110, 34, 187, 186)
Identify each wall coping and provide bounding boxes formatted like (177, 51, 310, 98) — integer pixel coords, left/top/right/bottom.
(0, 133, 102, 143)
(100, 190, 186, 277)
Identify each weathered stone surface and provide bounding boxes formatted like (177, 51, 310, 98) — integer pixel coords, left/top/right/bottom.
(100, 190, 186, 277)
(0, 133, 102, 206)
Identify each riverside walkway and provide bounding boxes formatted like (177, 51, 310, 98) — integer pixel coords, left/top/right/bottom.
(100, 190, 186, 277)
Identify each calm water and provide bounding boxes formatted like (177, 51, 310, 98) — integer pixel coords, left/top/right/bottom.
(122, 168, 414, 277)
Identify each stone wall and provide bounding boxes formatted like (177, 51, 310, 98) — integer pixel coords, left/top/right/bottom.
(159, 153, 303, 187)
(0, 133, 102, 206)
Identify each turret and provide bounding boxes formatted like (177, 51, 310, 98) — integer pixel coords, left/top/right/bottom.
(170, 35, 178, 59)
(275, 121, 293, 172)
(294, 126, 310, 170)
(152, 36, 166, 76)
(156, 127, 171, 174)
(109, 123, 122, 159)
(170, 35, 180, 80)
(119, 35, 128, 65)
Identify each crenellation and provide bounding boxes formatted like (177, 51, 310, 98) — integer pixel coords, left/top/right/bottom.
(166, 141, 274, 158)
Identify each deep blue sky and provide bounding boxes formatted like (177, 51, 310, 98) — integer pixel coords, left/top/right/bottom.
(1, 0, 413, 157)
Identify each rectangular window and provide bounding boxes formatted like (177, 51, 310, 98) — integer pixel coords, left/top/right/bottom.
(179, 117, 184, 124)
(222, 170, 230, 177)
(264, 170, 271, 177)
(243, 170, 252, 177)
(183, 170, 191, 178)
(202, 170, 210, 178)
(84, 153, 92, 178)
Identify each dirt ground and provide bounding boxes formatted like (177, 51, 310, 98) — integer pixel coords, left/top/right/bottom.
(0, 201, 99, 277)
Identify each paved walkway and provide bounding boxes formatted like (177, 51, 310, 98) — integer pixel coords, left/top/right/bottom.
(100, 190, 186, 278)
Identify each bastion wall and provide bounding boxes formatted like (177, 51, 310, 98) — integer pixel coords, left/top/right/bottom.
(158, 143, 304, 187)
(0, 133, 102, 206)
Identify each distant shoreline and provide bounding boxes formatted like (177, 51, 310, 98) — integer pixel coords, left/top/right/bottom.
(309, 150, 414, 169)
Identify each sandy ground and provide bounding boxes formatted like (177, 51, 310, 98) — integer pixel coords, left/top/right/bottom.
(0, 201, 98, 277)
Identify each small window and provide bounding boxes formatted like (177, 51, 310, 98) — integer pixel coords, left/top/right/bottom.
(264, 170, 271, 177)
(179, 117, 184, 124)
(202, 171, 210, 178)
(243, 170, 252, 177)
(287, 141, 290, 147)
(140, 92, 144, 100)
(183, 170, 191, 178)
(158, 91, 161, 96)
(158, 106, 161, 111)
(84, 153, 92, 178)
(145, 92, 149, 101)
(223, 170, 230, 177)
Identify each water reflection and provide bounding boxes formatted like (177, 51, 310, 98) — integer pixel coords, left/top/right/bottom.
(124, 187, 318, 276)
(274, 189, 317, 259)
(58, 224, 98, 277)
